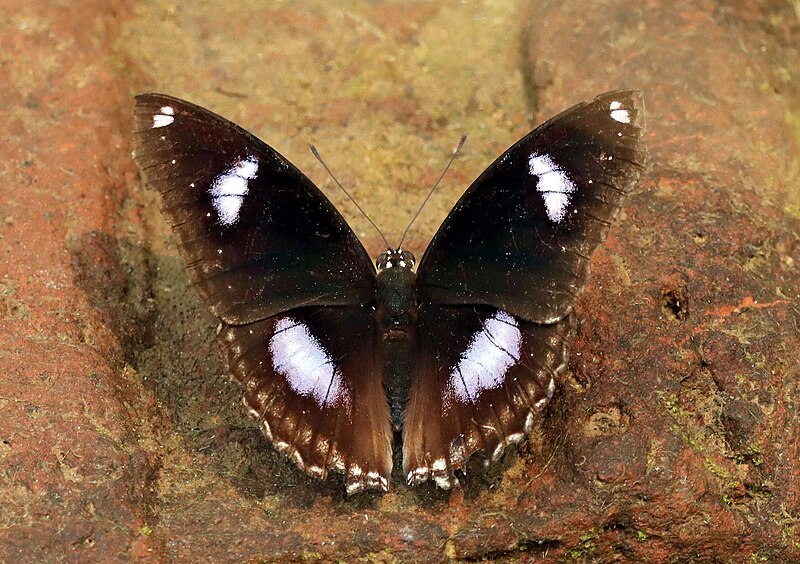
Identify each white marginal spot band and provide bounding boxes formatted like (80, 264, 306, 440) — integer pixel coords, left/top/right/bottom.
(609, 100, 631, 124)
(269, 317, 348, 409)
(449, 311, 522, 404)
(528, 153, 576, 223)
(209, 156, 259, 226)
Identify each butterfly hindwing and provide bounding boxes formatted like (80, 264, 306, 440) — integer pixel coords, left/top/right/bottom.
(403, 305, 574, 487)
(221, 306, 391, 494)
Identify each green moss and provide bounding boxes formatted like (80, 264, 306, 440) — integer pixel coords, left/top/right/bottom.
(746, 482, 774, 503)
(667, 422, 706, 452)
(140, 524, 152, 536)
(663, 394, 692, 419)
(664, 395, 679, 415)
(579, 528, 603, 543)
(636, 530, 649, 541)
(568, 528, 602, 559)
(735, 444, 765, 466)
(569, 544, 596, 559)
(704, 458, 732, 480)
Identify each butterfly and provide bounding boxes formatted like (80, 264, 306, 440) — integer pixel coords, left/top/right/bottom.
(133, 90, 645, 494)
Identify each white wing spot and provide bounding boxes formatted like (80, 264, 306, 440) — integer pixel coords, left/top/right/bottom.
(506, 432, 524, 444)
(609, 100, 631, 123)
(529, 153, 576, 223)
(151, 106, 175, 128)
(449, 311, 522, 404)
(269, 317, 349, 409)
(209, 156, 259, 226)
(244, 403, 261, 419)
(261, 420, 273, 441)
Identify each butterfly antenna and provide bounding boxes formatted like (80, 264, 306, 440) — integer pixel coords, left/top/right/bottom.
(309, 144, 390, 249)
(397, 134, 467, 250)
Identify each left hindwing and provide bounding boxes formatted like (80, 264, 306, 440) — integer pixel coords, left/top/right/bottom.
(222, 305, 392, 495)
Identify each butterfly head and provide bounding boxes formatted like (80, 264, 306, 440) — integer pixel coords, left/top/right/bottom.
(376, 248, 416, 272)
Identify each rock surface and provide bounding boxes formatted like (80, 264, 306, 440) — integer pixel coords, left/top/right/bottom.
(0, 0, 798, 561)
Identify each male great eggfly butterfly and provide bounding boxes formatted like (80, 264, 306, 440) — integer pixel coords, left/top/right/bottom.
(133, 90, 645, 494)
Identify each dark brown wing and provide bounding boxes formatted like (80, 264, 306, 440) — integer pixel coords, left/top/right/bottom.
(133, 95, 390, 493)
(222, 306, 391, 494)
(403, 305, 573, 487)
(133, 93, 376, 324)
(416, 90, 645, 323)
(405, 91, 645, 486)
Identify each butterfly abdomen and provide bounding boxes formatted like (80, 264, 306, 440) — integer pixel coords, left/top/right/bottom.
(375, 262, 418, 431)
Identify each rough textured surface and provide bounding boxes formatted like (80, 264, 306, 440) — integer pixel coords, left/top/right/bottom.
(0, 2, 159, 562)
(1, 0, 798, 561)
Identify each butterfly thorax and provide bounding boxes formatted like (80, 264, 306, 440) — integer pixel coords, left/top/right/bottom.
(376, 248, 418, 431)
(375, 248, 417, 340)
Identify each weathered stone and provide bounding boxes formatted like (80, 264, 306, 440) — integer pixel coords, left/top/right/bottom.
(1, 0, 798, 561)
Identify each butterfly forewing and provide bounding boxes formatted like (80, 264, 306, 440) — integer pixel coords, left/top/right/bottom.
(416, 90, 646, 324)
(133, 94, 376, 324)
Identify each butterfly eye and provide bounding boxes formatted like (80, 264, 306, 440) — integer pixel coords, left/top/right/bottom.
(376, 252, 392, 270)
(400, 250, 416, 269)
